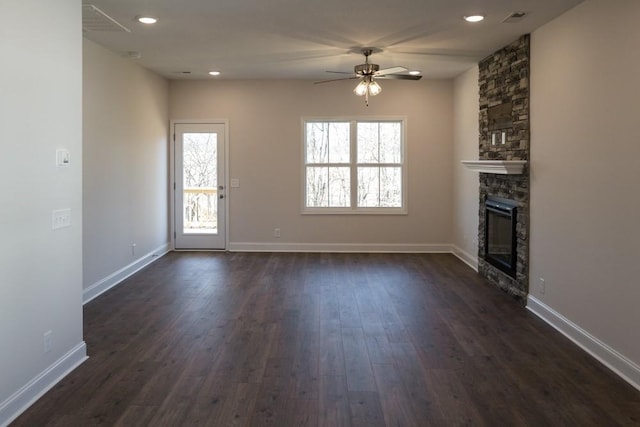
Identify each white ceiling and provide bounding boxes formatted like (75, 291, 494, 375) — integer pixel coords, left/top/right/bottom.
(82, 0, 583, 80)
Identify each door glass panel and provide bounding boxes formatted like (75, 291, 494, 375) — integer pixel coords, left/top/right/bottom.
(182, 132, 217, 234)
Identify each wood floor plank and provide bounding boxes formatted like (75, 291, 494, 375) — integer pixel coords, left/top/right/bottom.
(249, 357, 295, 426)
(371, 363, 422, 427)
(348, 391, 386, 427)
(10, 252, 640, 426)
(341, 327, 377, 392)
(318, 375, 351, 427)
(215, 382, 259, 426)
(319, 323, 345, 377)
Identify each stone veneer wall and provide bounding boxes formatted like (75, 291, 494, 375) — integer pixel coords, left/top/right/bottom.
(477, 35, 530, 301)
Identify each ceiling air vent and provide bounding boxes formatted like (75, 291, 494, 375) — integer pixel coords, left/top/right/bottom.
(123, 51, 141, 59)
(502, 12, 528, 24)
(82, 4, 131, 32)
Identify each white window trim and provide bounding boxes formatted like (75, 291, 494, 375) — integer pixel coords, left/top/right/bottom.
(301, 116, 408, 215)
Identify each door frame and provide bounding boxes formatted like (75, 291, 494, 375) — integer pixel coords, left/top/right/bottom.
(169, 119, 230, 250)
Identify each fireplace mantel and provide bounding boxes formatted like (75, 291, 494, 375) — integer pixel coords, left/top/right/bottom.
(461, 160, 527, 175)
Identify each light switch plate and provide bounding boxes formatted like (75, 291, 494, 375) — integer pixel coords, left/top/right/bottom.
(56, 149, 70, 167)
(230, 178, 240, 188)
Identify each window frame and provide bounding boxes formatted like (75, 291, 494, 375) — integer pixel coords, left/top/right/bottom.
(302, 117, 408, 215)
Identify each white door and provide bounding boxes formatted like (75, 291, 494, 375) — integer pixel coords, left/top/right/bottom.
(174, 123, 226, 249)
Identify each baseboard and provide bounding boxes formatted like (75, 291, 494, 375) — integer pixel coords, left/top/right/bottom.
(83, 243, 170, 304)
(527, 296, 640, 392)
(452, 245, 478, 271)
(0, 342, 87, 427)
(227, 242, 453, 253)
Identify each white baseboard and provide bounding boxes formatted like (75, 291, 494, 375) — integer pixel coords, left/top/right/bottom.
(83, 243, 170, 304)
(227, 242, 453, 253)
(527, 296, 640, 392)
(452, 245, 478, 271)
(0, 342, 87, 427)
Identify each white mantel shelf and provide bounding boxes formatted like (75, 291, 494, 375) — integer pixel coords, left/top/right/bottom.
(461, 160, 527, 175)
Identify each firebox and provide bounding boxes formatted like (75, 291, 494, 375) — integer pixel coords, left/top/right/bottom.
(484, 196, 518, 277)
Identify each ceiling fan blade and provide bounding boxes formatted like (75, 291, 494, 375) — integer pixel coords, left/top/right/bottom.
(376, 74, 422, 80)
(325, 70, 356, 75)
(314, 76, 359, 84)
(389, 48, 485, 59)
(375, 66, 408, 76)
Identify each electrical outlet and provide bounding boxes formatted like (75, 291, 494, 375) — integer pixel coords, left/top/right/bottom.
(43, 330, 53, 353)
(52, 209, 71, 230)
(538, 277, 546, 295)
(132, 243, 137, 256)
(273, 228, 281, 238)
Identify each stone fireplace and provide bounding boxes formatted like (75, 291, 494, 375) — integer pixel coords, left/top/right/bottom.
(477, 35, 530, 301)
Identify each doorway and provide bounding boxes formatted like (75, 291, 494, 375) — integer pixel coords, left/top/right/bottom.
(172, 122, 227, 249)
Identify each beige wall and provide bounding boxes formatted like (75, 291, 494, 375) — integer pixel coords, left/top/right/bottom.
(530, 0, 640, 368)
(0, 0, 84, 423)
(170, 79, 454, 250)
(83, 40, 170, 290)
(452, 67, 480, 268)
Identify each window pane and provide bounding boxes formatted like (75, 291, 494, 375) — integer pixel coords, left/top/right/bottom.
(380, 167, 402, 207)
(328, 167, 350, 207)
(306, 122, 329, 163)
(357, 167, 380, 207)
(328, 123, 350, 163)
(183, 133, 217, 233)
(357, 122, 379, 163)
(379, 122, 401, 163)
(306, 166, 328, 207)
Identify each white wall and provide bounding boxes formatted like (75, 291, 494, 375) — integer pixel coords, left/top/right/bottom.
(530, 0, 640, 381)
(452, 67, 480, 268)
(0, 0, 85, 424)
(169, 79, 454, 250)
(83, 39, 170, 298)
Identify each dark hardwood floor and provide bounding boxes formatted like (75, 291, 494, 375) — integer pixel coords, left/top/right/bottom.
(12, 252, 640, 426)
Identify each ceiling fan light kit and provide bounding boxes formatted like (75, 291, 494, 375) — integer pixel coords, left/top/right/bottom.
(315, 48, 422, 106)
(367, 80, 382, 96)
(353, 80, 369, 96)
(353, 76, 382, 105)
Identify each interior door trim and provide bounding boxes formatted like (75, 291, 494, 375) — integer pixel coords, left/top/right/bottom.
(169, 119, 230, 250)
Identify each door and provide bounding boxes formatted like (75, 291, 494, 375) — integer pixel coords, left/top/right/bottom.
(174, 123, 226, 249)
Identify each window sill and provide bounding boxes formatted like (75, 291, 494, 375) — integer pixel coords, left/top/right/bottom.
(302, 208, 408, 215)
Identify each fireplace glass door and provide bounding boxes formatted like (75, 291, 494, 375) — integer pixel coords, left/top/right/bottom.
(485, 197, 517, 277)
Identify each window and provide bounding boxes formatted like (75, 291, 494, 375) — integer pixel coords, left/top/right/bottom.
(303, 118, 406, 214)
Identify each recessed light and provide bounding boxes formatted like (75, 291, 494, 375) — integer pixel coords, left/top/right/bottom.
(409, 71, 421, 76)
(208, 71, 221, 76)
(136, 16, 157, 24)
(464, 15, 485, 23)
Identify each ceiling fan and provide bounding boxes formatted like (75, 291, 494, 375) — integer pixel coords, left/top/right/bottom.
(315, 48, 422, 106)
